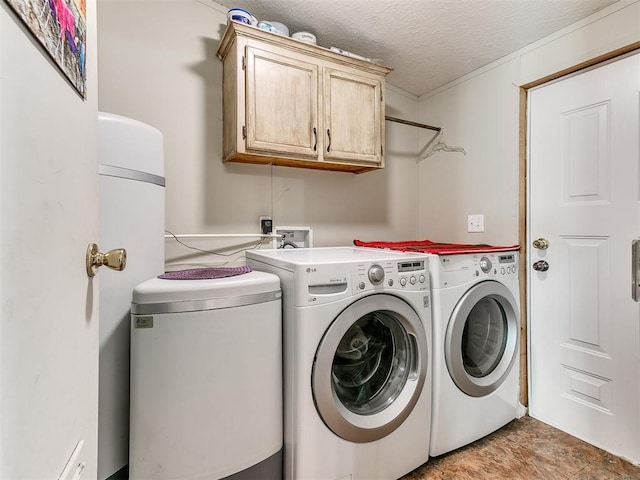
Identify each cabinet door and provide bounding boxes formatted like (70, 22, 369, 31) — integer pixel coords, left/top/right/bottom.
(246, 46, 319, 158)
(323, 68, 383, 165)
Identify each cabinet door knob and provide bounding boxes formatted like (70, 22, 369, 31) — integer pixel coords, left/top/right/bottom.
(326, 129, 331, 152)
(313, 127, 317, 151)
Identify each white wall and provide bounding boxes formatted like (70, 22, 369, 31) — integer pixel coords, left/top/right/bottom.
(418, 0, 640, 245)
(1, 0, 100, 478)
(97, 0, 421, 269)
(417, 60, 520, 245)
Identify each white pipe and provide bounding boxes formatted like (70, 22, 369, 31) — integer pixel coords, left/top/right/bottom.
(165, 233, 282, 239)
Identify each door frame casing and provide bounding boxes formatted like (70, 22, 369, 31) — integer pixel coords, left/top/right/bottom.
(518, 41, 640, 406)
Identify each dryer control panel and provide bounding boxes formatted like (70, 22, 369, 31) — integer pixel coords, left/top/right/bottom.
(430, 252, 519, 289)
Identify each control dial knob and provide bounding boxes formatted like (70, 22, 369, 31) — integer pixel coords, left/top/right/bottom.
(479, 256, 492, 273)
(368, 264, 385, 285)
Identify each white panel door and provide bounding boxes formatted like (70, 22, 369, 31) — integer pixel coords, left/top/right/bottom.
(528, 52, 640, 462)
(1, 1, 100, 478)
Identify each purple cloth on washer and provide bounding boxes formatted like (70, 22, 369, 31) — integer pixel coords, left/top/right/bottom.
(158, 265, 252, 280)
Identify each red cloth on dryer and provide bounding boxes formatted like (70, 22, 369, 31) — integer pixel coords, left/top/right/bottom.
(353, 239, 520, 255)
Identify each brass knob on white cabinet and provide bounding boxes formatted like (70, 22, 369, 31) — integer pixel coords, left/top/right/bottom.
(86, 243, 127, 277)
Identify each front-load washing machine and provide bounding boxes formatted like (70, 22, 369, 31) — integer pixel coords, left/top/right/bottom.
(429, 251, 520, 457)
(246, 247, 432, 480)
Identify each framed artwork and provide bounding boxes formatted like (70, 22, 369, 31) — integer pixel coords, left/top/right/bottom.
(4, 0, 87, 98)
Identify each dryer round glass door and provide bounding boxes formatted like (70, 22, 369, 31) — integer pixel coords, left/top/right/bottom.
(312, 294, 428, 443)
(444, 280, 519, 397)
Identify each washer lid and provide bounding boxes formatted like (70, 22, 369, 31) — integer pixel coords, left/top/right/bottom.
(132, 270, 280, 304)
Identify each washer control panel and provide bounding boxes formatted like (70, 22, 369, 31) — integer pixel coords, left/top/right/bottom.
(353, 259, 429, 293)
(297, 256, 430, 305)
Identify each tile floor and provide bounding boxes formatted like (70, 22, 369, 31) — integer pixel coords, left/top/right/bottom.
(402, 415, 640, 480)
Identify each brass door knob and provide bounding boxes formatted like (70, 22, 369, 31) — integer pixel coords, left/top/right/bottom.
(533, 238, 549, 250)
(86, 243, 127, 277)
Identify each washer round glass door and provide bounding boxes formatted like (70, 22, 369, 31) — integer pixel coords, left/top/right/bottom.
(312, 294, 428, 443)
(444, 280, 518, 398)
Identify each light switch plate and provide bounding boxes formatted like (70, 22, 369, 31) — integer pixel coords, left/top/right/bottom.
(467, 214, 485, 233)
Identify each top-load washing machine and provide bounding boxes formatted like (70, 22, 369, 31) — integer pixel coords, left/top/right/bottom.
(246, 247, 432, 480)
(429, 251, 520, 456)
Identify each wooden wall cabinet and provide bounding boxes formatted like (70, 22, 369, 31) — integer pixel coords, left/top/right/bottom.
(217, 22, 393, 173)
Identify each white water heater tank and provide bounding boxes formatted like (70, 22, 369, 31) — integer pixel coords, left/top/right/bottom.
(97, 112, 165, 480)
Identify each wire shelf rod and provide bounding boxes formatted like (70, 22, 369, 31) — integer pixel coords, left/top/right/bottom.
(385, 115, 441, 132)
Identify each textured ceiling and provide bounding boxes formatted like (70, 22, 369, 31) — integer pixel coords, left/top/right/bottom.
(220, 0, 619, 96)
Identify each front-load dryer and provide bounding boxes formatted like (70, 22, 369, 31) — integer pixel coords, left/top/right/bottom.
(429, 251, 520, 457)
(246, 247, 432, 480)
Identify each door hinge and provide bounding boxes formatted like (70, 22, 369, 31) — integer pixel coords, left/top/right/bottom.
(242, 125, 247, 139)
(632, 239, 640, 302)
(380, 90, 383, 102)
(242, 56, 246, 70)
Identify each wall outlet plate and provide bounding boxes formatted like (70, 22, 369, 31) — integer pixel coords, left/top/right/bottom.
(259, 216, 273, 234)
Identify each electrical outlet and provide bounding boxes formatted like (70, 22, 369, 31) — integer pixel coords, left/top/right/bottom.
(259, 216, 272, 234)
(467, 214, 485, 233)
